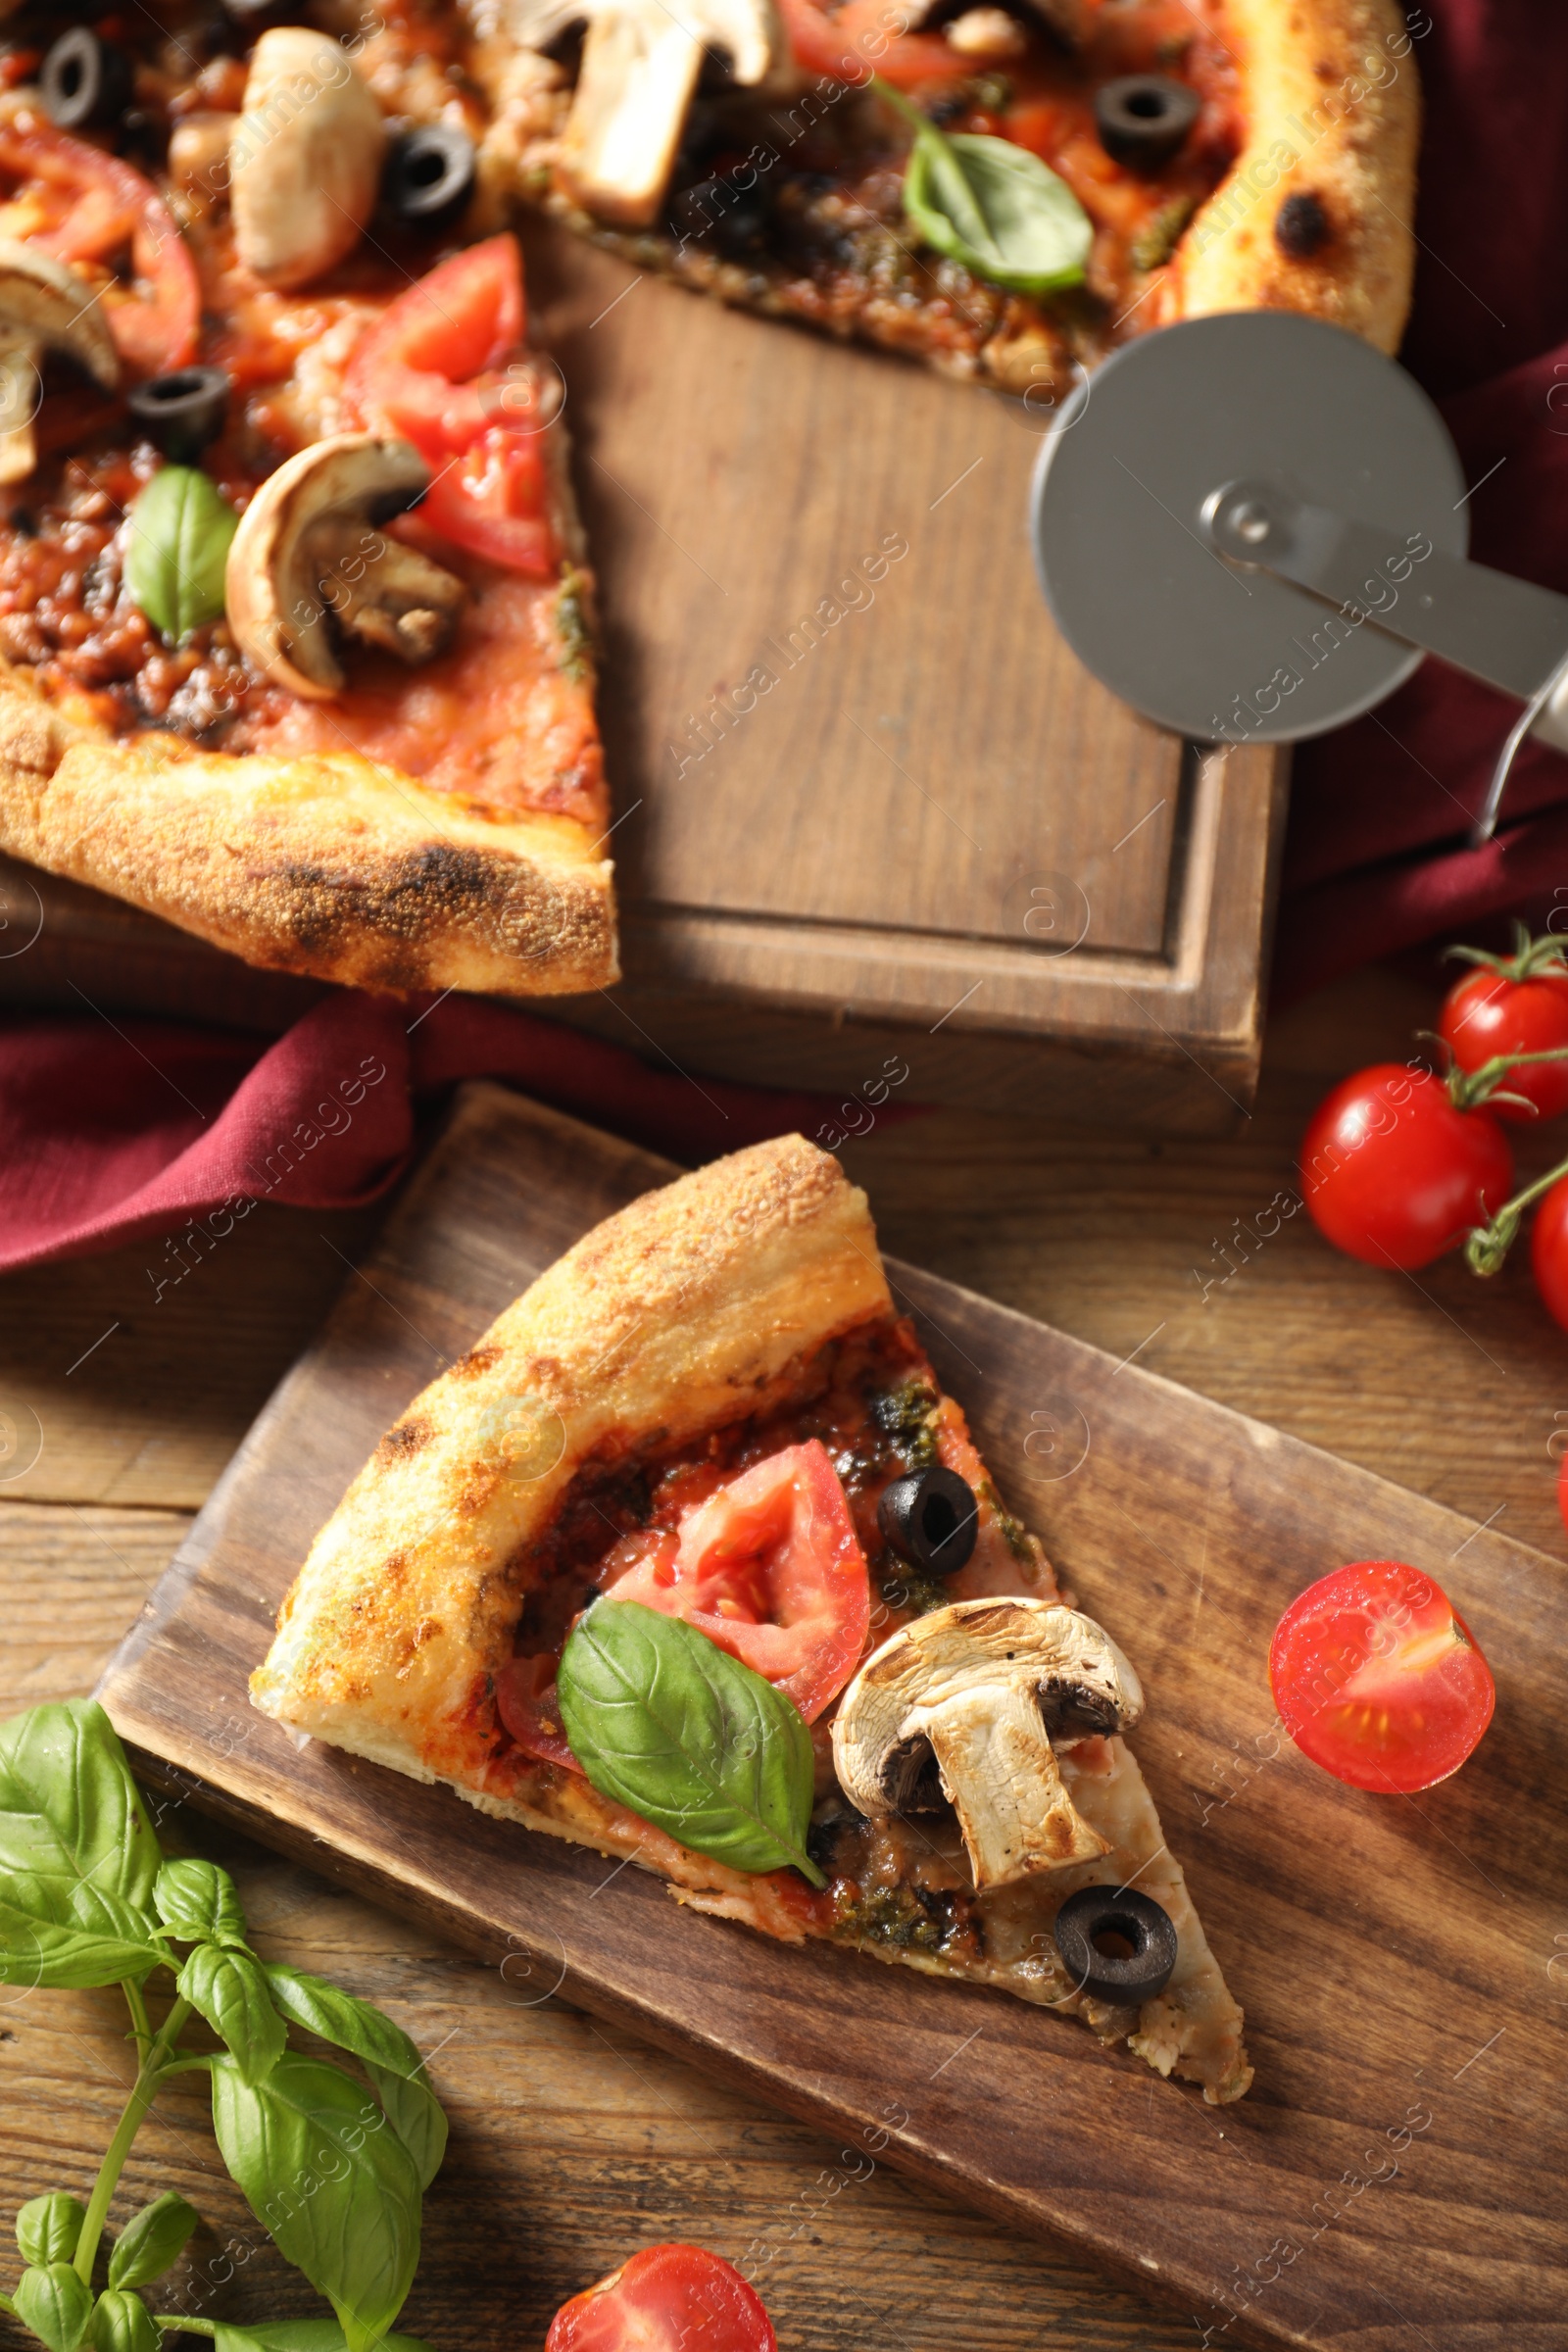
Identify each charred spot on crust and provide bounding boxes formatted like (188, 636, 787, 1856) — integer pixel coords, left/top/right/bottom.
(271, 844, 512, 957)
(1275, 191, 1330, 261)
(375, 1419, 432, 1467)
(454, 1344, 504, 1379)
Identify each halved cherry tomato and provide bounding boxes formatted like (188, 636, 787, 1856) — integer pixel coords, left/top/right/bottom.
(0, 122, 198, 376)
(777, 0, 966, 89)
(1440, 961, 1568, 1122)
(1269, 1560, 1494, 1793)
(494, 1651, 581, 1773)
(545, 2244, 776, 2352)
(344, 234, 555, 575)
(1300, 1062, 1513, 1271)
(600, 1440, 870, 1723)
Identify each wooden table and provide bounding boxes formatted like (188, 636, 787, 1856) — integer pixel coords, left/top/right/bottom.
(3, 959, 1563, 2352)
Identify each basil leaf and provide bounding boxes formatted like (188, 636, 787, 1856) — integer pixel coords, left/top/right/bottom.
(106, 2193, 199, 2291)
(124, 465, 238, 644)
(210, 2053, 421, 2352)
(905, 128, 1092, 293)
(178, 1945, 286, 2084)
(87, 2291, 158, 2352)
(13, 2265, 92, 2352)
(264, 1965, 448, 2189)
(0, 1700, 165, 1988)
(214, 2326, 436, 2352)
(558, 1600, 825, 1887)
(154, 1858, 249, 1949)
(16, 2196, 86, 2270)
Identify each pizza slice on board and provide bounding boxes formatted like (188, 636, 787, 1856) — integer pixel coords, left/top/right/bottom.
(252, 1136, 1251, 2105)
(465, 0, 1419, 394)
(0, 27, 613, 995)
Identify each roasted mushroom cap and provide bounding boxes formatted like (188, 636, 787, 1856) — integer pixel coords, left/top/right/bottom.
(831, 1598, 1145, 1891)
(231, 29, 385, 290)
(225, 433, 468, 701)
(513, 0, 782, 227)
(0, 241, 118, 484)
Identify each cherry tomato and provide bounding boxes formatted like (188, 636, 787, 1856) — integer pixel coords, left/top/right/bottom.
(1439, 962, 1568, 1122)
(545, 2244, 776, 2352)
(1529, 1172, 1568, 1335)
(600, 1440, 870, 1723)
(1269, 1560, 1494, 1793)
(1299, 1062, 1513, 1271)
(777, 0, 966, 89)
(0, 122, 198, 376)
(494, 1651, 580, 1773)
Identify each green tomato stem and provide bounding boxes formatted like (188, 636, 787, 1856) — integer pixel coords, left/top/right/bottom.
(123, 1979, 153, 2062)
(1445, 918, 1568, 985)
(1465, 1145, 1568, 1277)
(74, 1996, 192, 2285)
(1446, 1042, 1568, 1113)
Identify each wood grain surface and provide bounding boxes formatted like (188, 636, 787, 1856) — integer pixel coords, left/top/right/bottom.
(90, 1078, 1568, 2352)
(7, 964, 1568, 2352)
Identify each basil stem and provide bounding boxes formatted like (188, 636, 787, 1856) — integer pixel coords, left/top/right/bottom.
(875, 74, 1093, 295)
(123, 464, 238, 644)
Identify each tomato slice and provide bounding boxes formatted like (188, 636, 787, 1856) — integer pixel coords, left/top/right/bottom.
(545, 2243, 776, 2352)
(777, 0, 967, 88)
(344, 233, 555, 575)
(600, 1440, 870, 1723)
(1268, 1561, 1495, 1793)
(494, 1651, 582, 1773)
(0, 122, 198, 377)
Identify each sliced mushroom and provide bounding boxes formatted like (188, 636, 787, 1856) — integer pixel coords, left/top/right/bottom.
(225, 433, 468, 701)
(831, 1598, 1144, 1892)
(903, 0, 1084, 44)
(512, 0, 781, 227)
(0, 241, 118, 485)
(231, 29, 385, 290)
(944, 7, 1028, 60)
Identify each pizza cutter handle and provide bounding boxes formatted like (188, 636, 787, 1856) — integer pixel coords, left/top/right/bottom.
(1200, 478, 1568, 839)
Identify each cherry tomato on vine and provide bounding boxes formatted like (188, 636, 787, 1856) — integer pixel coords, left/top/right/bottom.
(1440, 961, 1568, 1121)
(1529, 1172, 1568, 1335)
(545, 2244, 776, 2352)
(1269, 1561, 1495, 1793)
(1300, 1063, 1513, 1271)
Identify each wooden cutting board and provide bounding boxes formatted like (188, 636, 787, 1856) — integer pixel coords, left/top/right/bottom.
(0, 222, 1288, 1132)
(96, 1085, 1568, 2351)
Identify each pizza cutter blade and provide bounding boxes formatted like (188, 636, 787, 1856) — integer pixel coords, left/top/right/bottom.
(1029, 312, 1568, 840)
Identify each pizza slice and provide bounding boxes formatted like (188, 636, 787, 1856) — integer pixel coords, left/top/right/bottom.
(465, 0, 1418, 392)
(252, 1135, 1252, 2105)
(0, 18, 614, 995)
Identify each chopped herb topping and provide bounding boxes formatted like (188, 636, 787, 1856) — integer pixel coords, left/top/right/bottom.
(555, 566, 593, 682)
(868, 1377, 941, 1471)
(1130, 192, 1200, 274)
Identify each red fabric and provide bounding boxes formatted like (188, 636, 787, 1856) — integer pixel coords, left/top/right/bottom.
(0, 994, 861, 1273)
(1275, 0, 1568, 998)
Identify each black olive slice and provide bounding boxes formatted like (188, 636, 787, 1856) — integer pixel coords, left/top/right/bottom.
(1093, 74, 1200, 172)
(1053, 1885, 1179, 2006)
(384, 125, 477, 223)
(42, 30, 135, 133)
(877, 1466, 978, 1578)
(126, 368, 232, 464)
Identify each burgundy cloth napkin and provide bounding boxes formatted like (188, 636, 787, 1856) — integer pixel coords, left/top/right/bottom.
(0, 994, 853, 1273)
(4, 0, 1567, 1266)
(1274, 0, 1568, 997)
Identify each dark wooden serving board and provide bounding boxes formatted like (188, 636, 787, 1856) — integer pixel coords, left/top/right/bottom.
(97, 1085, 1568, 2351)
(0, 222, 1288, 1131)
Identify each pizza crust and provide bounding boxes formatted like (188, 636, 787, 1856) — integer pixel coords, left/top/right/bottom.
(0, 673, 617, 996)
(251, 1135, 892, 1760)
(1166, 0, 1420, 353)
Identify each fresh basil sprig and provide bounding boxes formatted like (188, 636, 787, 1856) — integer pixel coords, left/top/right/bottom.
(876, 76, 1093, 295)
(124, 464, 238, 644)
(558, 1600, 826, 1887)
(0, 1701, 447, 2352)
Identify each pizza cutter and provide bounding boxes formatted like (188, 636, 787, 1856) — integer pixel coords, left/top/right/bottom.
(1030, 312, 1568, 843)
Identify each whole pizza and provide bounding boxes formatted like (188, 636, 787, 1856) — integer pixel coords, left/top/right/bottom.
(0, 0, 1416, 995)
